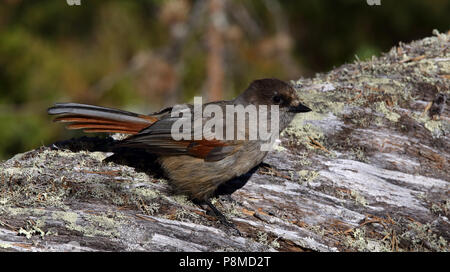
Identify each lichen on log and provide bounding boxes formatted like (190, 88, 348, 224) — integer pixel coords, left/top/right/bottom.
(0, 31, 449, 252)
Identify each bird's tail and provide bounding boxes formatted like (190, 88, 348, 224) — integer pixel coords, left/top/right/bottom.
(48, 103, 157, 134)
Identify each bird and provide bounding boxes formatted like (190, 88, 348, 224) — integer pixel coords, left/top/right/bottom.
(48, 78, 311, 226)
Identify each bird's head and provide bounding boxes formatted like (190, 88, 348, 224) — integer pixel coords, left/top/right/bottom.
(235, 78, 312, 131)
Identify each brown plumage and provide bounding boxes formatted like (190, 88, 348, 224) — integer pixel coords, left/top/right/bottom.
(48, 78, 311, 201)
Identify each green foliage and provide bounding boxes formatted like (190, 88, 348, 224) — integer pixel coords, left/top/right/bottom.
(0, 109, 53, 157)
(281, 0, 449, 71)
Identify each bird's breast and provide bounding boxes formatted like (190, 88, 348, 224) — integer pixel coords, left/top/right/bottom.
(157, 141, 267, 200)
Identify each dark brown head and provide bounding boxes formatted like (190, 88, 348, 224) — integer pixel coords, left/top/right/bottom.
(236, 78, 311, 111)
(235, 78, 312, 130)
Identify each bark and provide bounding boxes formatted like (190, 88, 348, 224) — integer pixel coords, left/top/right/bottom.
(0, 32, 449, 252)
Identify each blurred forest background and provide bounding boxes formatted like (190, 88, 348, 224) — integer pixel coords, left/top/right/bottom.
(0, 0, 449, 160)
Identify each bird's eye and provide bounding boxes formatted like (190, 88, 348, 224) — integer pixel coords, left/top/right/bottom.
(272, 95, 282, 104)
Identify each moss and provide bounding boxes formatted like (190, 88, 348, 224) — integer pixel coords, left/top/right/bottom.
(293, 84, 346, 116)
(375, 101, 400, 122)
(412, 113, 445, 137)
(53, 210, 122, 238)
(296, 152, 312, 166)
(224, 202, 243, 218)
(131, 187, 159, 200)
(57, 211, 79, 226)
(273, 143, 287, 152)
(15, 218, 53, 240)
(307, 225, 326, 236)
(401, 222, 448, 251)
(1, 207, 46, 217)
(254, 231, 281, 250)
(270, 238, 281, 249)
(283, 121, 324, 150)
(344, 227, 391, 252)
(431, 203, 444, 215)
(18, 228, 34, 239)
(18, 225, 49, 239)
(350, 190, 368, 206)
(297, 170, 319, 183)
(351, 147, 368, 162)
(172, 208, 200, 222)
(424, 120, 443, 135)
(139, 202, 160, 215)
(0, 243, 12, 249)
(171, 194, 193, 206)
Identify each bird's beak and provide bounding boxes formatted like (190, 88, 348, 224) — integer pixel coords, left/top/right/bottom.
(288, 103, 312, 113)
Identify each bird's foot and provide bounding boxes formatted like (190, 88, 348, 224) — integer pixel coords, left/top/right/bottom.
(218, 194, 244, 207)
(194, 199, 242, 236)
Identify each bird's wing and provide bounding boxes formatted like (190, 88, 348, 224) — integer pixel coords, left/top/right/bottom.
(48, 102, 243, 161)
(116, 104, 243, 162)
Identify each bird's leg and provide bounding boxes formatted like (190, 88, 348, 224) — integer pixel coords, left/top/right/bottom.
(205, 200, 242, 236)
(218, 194, 244, 207)
(194, 199, 242, 236)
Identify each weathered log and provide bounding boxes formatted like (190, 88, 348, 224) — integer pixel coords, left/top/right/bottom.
(0, 31, 449, 252)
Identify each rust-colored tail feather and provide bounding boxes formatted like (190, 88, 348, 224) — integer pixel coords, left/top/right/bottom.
(48, 103, 157, 134)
